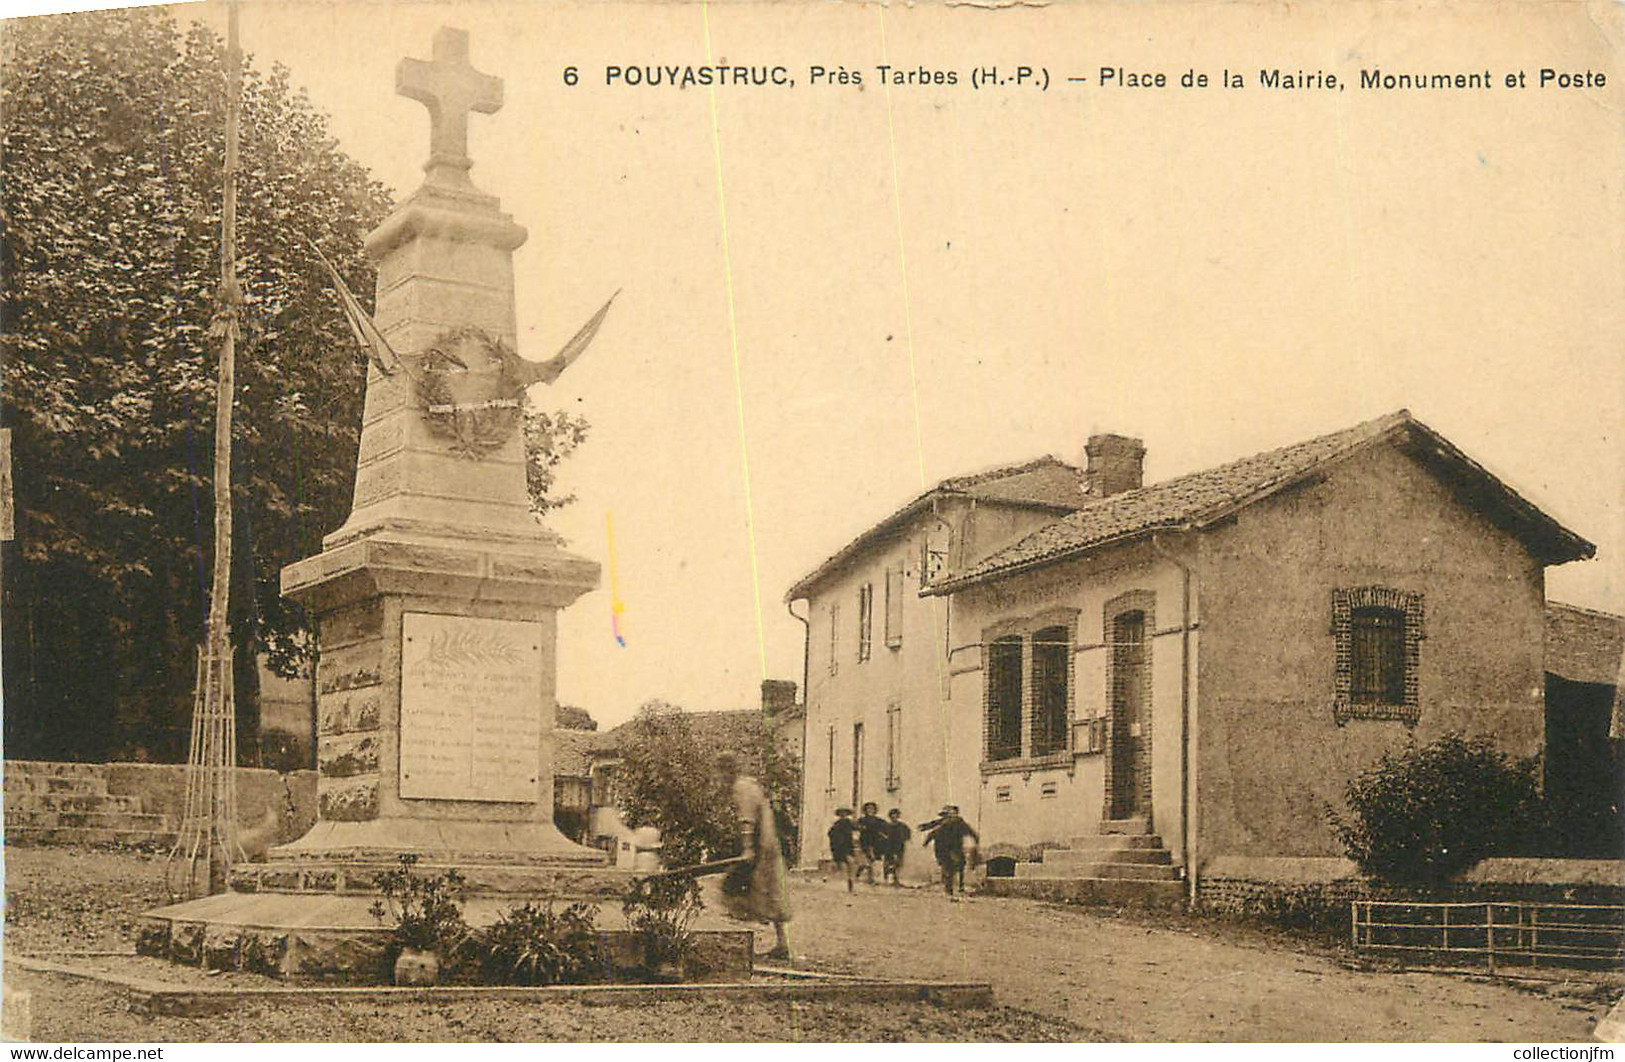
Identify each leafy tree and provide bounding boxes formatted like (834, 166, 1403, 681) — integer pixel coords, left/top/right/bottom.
(0, 8, 391, 760)
(1327, 732, 1542, 885)
(555, 704, 598, 731)
(615, 700, 801, 870)
(523, 407, 589, 518)
(1, 8, 591, 764)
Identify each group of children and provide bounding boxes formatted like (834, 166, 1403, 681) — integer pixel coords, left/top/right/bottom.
(826, 802, 981, 899)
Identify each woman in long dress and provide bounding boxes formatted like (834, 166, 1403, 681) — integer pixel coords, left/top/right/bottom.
(716, 752, 792, 960)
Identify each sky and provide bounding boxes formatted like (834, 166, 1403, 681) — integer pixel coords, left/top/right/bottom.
(17, 0, 1624, 731)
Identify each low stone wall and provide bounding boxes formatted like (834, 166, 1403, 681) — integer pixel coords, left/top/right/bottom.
(104, 763, 318, 851)
(1196, 856, 1625, 935)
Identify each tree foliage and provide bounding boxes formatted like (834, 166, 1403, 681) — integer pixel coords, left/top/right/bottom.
(1327, 732, 1542, 885)
(0, 8, 391, 758)
(615, 701, 802, 870)
(523, 406, 589, 518)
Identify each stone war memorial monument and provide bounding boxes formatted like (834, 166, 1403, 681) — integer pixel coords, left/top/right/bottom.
(138, 27, 675, 980)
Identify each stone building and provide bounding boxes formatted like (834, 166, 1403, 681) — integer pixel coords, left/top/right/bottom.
(787, 410, 1596, 895)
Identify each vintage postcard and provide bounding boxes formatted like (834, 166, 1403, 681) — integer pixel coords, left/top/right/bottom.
(0, 0, 1621, 1046)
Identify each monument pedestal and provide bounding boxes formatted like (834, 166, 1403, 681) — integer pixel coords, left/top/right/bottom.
(136, 528, 640, 981)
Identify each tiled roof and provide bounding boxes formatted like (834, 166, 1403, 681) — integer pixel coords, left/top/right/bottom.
(928, 410, 1594, 593)
(785, 457, 1087, 600)
(590, 707, 768, 759)
(552, 728, 601, 777)
(1546, 603, 1625, 687)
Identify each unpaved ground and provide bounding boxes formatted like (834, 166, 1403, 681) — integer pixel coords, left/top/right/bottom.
(1, 847, 1091, 1042)
(3, 846, 1616, 1042)
(696, 872, 1616, 1042)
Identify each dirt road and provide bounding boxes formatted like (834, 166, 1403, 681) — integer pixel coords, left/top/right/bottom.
(3, 847, 1615, 1041)
(698, 873, 1615, 1042)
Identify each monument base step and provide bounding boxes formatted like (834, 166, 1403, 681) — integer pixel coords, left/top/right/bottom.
(230, 856, 635, 899)
(137, 891, 751, 983)
(269, 818, 609, 867)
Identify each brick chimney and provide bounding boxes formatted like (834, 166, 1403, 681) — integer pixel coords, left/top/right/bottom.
(1084, 434, 1146, 497)
(761, 679, 798, 719)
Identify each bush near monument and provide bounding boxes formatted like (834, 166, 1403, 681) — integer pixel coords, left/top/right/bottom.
(1328, 732, 1543, 884)
(479, 900, 603, 986)
(615, 700, 801, 870)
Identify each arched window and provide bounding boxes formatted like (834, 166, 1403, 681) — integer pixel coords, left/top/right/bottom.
(1030, 625, 1070, 757)
(985, 636, 1023, 761)
(1332, 587, 1424, 725)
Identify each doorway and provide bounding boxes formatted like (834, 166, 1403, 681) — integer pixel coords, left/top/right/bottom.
(1109, 610, 1148, 819)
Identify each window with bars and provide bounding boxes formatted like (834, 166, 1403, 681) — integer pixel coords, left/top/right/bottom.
(1030, 625, 1071, 757)
(884, 566, 904, 648)
(858, 584, 873, 662)
(1332, 587, 1424, 725)
(985, 636, 1023, 761)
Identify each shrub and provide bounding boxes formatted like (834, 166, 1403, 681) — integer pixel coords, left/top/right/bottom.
(368, 855, 471, 964)
(1328, 732, 1542, 885)
(615, 700, 800, 869)
(479, 900, 603, 986)
(621, 875, 703, 976)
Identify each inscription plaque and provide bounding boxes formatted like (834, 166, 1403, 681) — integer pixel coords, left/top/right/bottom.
(400, 613, 543, 802)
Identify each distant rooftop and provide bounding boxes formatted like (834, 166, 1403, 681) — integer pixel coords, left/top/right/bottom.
(927, 410, 1594, 594)
(785, 456, 1088, 600)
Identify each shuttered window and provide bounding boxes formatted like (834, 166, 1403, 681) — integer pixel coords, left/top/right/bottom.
(1351, 606, 1405, 704)
(884, 566, 904, 648)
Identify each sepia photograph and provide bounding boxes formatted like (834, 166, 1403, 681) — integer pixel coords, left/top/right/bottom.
(0, 0, 1621, 1045)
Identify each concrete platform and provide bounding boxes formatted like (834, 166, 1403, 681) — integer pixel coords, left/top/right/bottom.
(140, 856, 641, 982)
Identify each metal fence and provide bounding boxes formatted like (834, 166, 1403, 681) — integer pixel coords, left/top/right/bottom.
(1352, 900, 1625, 971)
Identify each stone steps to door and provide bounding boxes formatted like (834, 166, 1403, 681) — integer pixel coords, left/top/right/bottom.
(984, 875, 1184, 909)
(1063, 833, 1166, 851)
(1015, 860, 1181, 882)
(1039, 846, 1172, 867)
(1098, 817, 1152, 835)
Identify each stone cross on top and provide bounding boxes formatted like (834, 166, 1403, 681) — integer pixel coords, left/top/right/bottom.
(397, 27, 502, 191)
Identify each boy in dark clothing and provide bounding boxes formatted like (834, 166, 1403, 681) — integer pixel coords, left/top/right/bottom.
(827, 807, 858, 893)
(882, 808, 911, 886)
(921, 804, 979, 899)
(854, 801, 887, 886)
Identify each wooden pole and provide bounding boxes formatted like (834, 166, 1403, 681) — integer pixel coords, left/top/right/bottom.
(169, 1, 246, 899)
(205, 0, 242, 897)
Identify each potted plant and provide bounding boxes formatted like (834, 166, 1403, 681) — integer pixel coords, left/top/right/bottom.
(369, 854, 470, 985)
(621, 876, 702, 982)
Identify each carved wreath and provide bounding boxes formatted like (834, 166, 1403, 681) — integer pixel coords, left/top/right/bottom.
(415, 326, 529, 459)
